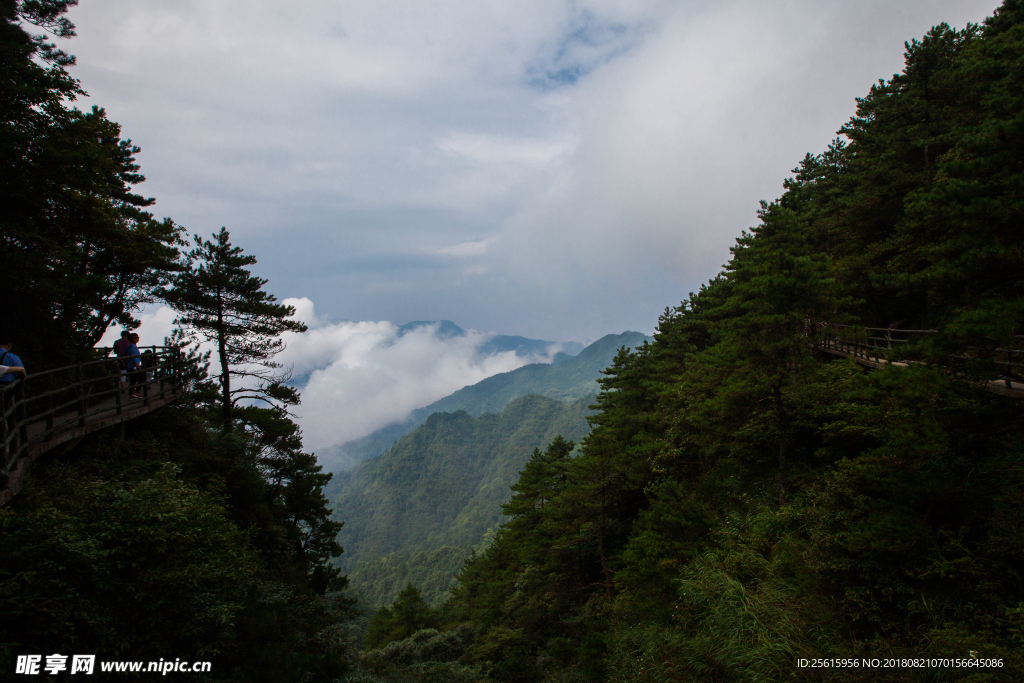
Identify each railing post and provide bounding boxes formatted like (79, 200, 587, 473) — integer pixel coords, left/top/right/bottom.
(158, 349, 166, 399)
(46, 392, 54, 440)
(115, 367, 122, 416)
(1, 385, 10, 483)
(15, 381, 26, 458)
(143, 366, 150, 407)
(77, 363, 86, 427)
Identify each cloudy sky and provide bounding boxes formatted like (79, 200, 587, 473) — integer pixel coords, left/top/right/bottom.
(67, 0, 995, 342)
(80, 0, 996, 455)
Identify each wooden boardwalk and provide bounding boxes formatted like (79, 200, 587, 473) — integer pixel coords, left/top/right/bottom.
(813, 325, 1024, 399)
(1, 348, 184, 506)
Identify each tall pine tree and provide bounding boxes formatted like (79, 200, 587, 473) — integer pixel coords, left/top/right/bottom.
(165, 227, 307, 431)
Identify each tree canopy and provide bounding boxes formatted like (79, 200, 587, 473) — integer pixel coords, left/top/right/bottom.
(165, 227, 307, 430)
(0, 4, 354, 680)
(0, 1, 182, 362)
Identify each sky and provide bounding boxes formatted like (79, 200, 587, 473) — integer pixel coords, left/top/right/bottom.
(66, 0, 996, 342)
(79, 0, 997, 455)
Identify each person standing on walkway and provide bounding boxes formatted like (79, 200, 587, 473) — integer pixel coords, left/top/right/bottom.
(0, 337, 25, 386)
(0, 337, 27, 445)
(127, 333, 143, 399)
(113, 330, 132, 390)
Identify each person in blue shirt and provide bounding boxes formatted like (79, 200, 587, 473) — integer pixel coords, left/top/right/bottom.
(0, 337, 25, 385)
(1, 337, 26, 435)
(127, 333, 143, 399)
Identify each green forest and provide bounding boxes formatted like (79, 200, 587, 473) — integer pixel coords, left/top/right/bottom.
(330, 331, 650, 610)
(357, 3, 1024, 682)
(3, 0, 1024, 681)
(336, 394, 594, 608)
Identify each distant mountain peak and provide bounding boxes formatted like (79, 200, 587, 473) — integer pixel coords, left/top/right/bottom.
(396, 320, 465, 339)
(395, 320, 586, 359)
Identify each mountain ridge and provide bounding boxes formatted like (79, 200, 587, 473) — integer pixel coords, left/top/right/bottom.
(318, 330, 650, 472)
(331, 394, 595, 606)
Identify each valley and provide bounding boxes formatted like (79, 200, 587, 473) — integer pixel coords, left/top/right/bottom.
(326, 331, 650, 606)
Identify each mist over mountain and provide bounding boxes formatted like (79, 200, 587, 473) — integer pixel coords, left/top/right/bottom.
(317, 330, 649, 472)
(397, 319, 586, 358)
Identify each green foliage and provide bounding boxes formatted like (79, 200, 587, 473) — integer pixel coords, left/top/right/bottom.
(165, 227, 307, 430)
(0, 464, 254, 662)
(364, 624, 474, 665)
(1, 392, 357, 681)
(347, 546, 472, 612)
(0, 1, 184, 365)
(356, 625, 482, 683)
(438, 5, 1024, 681)
(333, 394, 593, 607)
(233, 579, 355, 683)
(365, 585, 441, 650)
(241, 405, 347, 594)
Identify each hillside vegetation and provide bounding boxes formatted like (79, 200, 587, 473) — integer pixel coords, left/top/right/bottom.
(359, 5, 1024, 682)
(334, 395, 594, 607)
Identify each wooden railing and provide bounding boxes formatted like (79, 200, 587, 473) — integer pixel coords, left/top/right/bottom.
(1, 346, 184, 486)
(812, 323, 936, 363)
(811, 322, 1024, 391)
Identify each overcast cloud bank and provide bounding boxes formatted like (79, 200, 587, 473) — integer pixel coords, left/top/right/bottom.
(67, 0, 996, 341)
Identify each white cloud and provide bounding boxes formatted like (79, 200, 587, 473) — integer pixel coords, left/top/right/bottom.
(433, 239, 489, 258)
(275, 300, 542, 451)
(437, 132, 569, 167)
(98, 306, 178, 349)
(101, 300, 546, 453)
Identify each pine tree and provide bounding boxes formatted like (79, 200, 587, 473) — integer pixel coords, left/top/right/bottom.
(1, 1, 183, 359)
(364, 584, 439, 650)
(165, 227, 307, 430)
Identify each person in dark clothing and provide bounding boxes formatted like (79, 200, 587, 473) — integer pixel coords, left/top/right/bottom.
(113, 330, 132, 390)
(127, 333, 143, 399)
(142, 349, 155, 381)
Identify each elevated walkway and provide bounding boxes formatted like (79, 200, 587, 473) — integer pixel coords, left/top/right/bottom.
(812, 324, 1024, 399)
(1, 347, 185, 506)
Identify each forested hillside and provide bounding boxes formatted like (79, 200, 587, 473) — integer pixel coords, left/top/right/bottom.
(7, 0, 1024, 680)
(333, 394, 593, 607)
(0, 3, 356, 680)
(359, 4, 1024, 682)
(324, 332, 648, 472)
